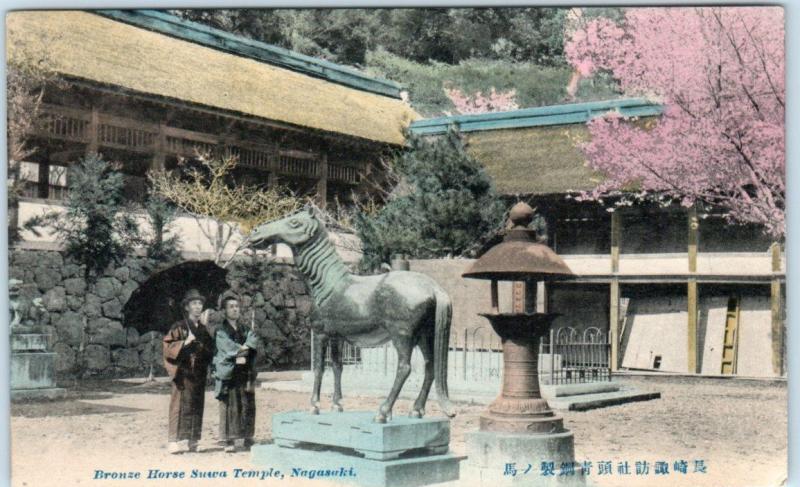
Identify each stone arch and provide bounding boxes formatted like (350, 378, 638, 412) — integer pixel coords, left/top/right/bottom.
(122, 260, 228, 334)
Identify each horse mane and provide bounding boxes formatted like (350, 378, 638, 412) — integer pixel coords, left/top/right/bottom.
(294, 216, 351, 307)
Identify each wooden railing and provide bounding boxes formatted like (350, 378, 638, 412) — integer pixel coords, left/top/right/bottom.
(34, 104, 362, 184)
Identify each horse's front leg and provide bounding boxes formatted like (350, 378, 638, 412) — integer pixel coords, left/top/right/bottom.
(330, 337, 344, 412)
(310, 332, 327, 415)
(375, 336, 413, 423)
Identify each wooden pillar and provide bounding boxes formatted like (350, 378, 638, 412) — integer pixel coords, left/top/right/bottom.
(688, 205, 698, 273)
(611, 211, 621, 273)
(609, 280, 621, 371)
(771, 242, 784, 376)
(152, 122, 166, 171)
(316, 153, 328, 209)
(609, 211, 621, 371)
(687, 279, 698, 373)
(687, 206, 699, 373)
(86, 107, 99, 155)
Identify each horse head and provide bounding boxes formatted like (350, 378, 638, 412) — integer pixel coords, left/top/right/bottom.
(248, 209, 323, 249)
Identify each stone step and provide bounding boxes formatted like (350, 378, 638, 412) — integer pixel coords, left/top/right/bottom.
(263, 376, 660, 413)
(546, 390, 661, 411)
(540, 382, 620, 400)
(11, 387, 67, 400)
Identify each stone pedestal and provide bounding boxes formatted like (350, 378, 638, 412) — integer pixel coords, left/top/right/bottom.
(463, 430, 585, 486)
(252, 411, 464, 487)
(459, 314, 583, 487)
(11, 334, 66, 400)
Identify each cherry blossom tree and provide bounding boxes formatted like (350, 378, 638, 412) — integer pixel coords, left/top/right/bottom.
(565, 7, 785, 238)
(444, 86, 519, 115)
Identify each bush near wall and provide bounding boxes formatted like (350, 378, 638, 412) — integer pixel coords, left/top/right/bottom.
(9, 249, 313, 379)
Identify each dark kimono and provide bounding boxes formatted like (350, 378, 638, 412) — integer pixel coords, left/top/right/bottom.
(213, 320, 259, 443)
(163, 319, 213, 443)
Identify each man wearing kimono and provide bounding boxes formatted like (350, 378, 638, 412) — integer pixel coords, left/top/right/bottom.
(163, 289, 214, 454)
(213, 293, 260, 452)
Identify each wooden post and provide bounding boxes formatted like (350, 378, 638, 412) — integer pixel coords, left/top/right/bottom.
(86, 107, 99, 155)
(687, 279, 698, 373)
(609, 280, 620, 372)
(688, 205, 698, 273)
(316, 153, 328, 209)
(152, 122, 166, 171)
(687, 206, 699, 373)
(771, 242, 784, 376)
(611, 211, 621, 273)
(609, 211, 621, 371)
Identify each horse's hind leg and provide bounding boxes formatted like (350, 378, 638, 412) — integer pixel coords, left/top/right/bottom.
(330, 337, 344, 412)
(375, 336, 413, 424)
(310, 332, 327, 415)
(410, 333, 434, 419)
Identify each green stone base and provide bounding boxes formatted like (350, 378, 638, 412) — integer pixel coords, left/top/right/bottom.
(11, 387, 67, 401)
(272, 411, 450, 459)
(252, 444, 465, 487)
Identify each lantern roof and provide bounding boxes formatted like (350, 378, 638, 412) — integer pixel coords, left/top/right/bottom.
(462, 202, 573, 281)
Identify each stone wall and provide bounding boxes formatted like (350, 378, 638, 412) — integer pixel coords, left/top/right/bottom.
(9, 249, 313, 379)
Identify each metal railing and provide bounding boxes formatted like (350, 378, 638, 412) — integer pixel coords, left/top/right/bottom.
(311, 325, 611, 386)
(539, 327, 612, 385)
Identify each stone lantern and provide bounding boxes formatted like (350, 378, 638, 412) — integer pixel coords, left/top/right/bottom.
(461, 202, 583, 486)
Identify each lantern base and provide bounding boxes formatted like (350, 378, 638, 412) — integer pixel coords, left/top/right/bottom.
(480, 394, 564, 434)
(479, 412, 565, 435)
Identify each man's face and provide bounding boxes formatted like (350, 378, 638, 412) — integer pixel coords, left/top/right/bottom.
(185, 299, 203, 319)
(224, 299, 241, 321)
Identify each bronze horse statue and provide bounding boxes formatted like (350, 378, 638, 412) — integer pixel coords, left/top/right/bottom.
(249, 209, 455, 423)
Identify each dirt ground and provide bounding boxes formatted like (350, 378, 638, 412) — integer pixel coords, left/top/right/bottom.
(10, 375, 786, 487)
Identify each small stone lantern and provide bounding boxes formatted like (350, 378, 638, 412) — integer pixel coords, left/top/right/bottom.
(461, 202, 583, 486)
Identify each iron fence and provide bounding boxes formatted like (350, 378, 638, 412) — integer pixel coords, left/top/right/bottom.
(539, 327, 612, 385)
(312, 325, 611, 386)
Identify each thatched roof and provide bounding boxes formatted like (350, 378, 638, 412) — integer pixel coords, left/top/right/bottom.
(465, 124, 600, 195)
(7, 10, 418, 145)
(410, 99, 662, 195)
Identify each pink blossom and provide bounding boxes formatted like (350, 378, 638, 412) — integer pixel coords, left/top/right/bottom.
(444, 86, 520, 115)
(566, 7, 785, 237)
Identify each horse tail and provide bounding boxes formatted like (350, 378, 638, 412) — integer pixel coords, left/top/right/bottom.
(433, 286, 456, 417)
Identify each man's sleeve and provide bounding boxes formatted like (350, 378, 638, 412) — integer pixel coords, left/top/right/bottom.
(163, 328, 185, 379)
(214, 328, 241, 381)
(244, 329, 261, 350)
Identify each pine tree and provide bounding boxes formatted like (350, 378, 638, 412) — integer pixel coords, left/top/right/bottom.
(24, 154, 141, 278)
(144, 192, 182, 263)
(356, 129, 505, 271)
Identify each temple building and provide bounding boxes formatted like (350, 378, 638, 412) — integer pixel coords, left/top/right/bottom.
(411, 99, 786, 378)
(8, 9, 417, 255)
(7, 10, 784, 380)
